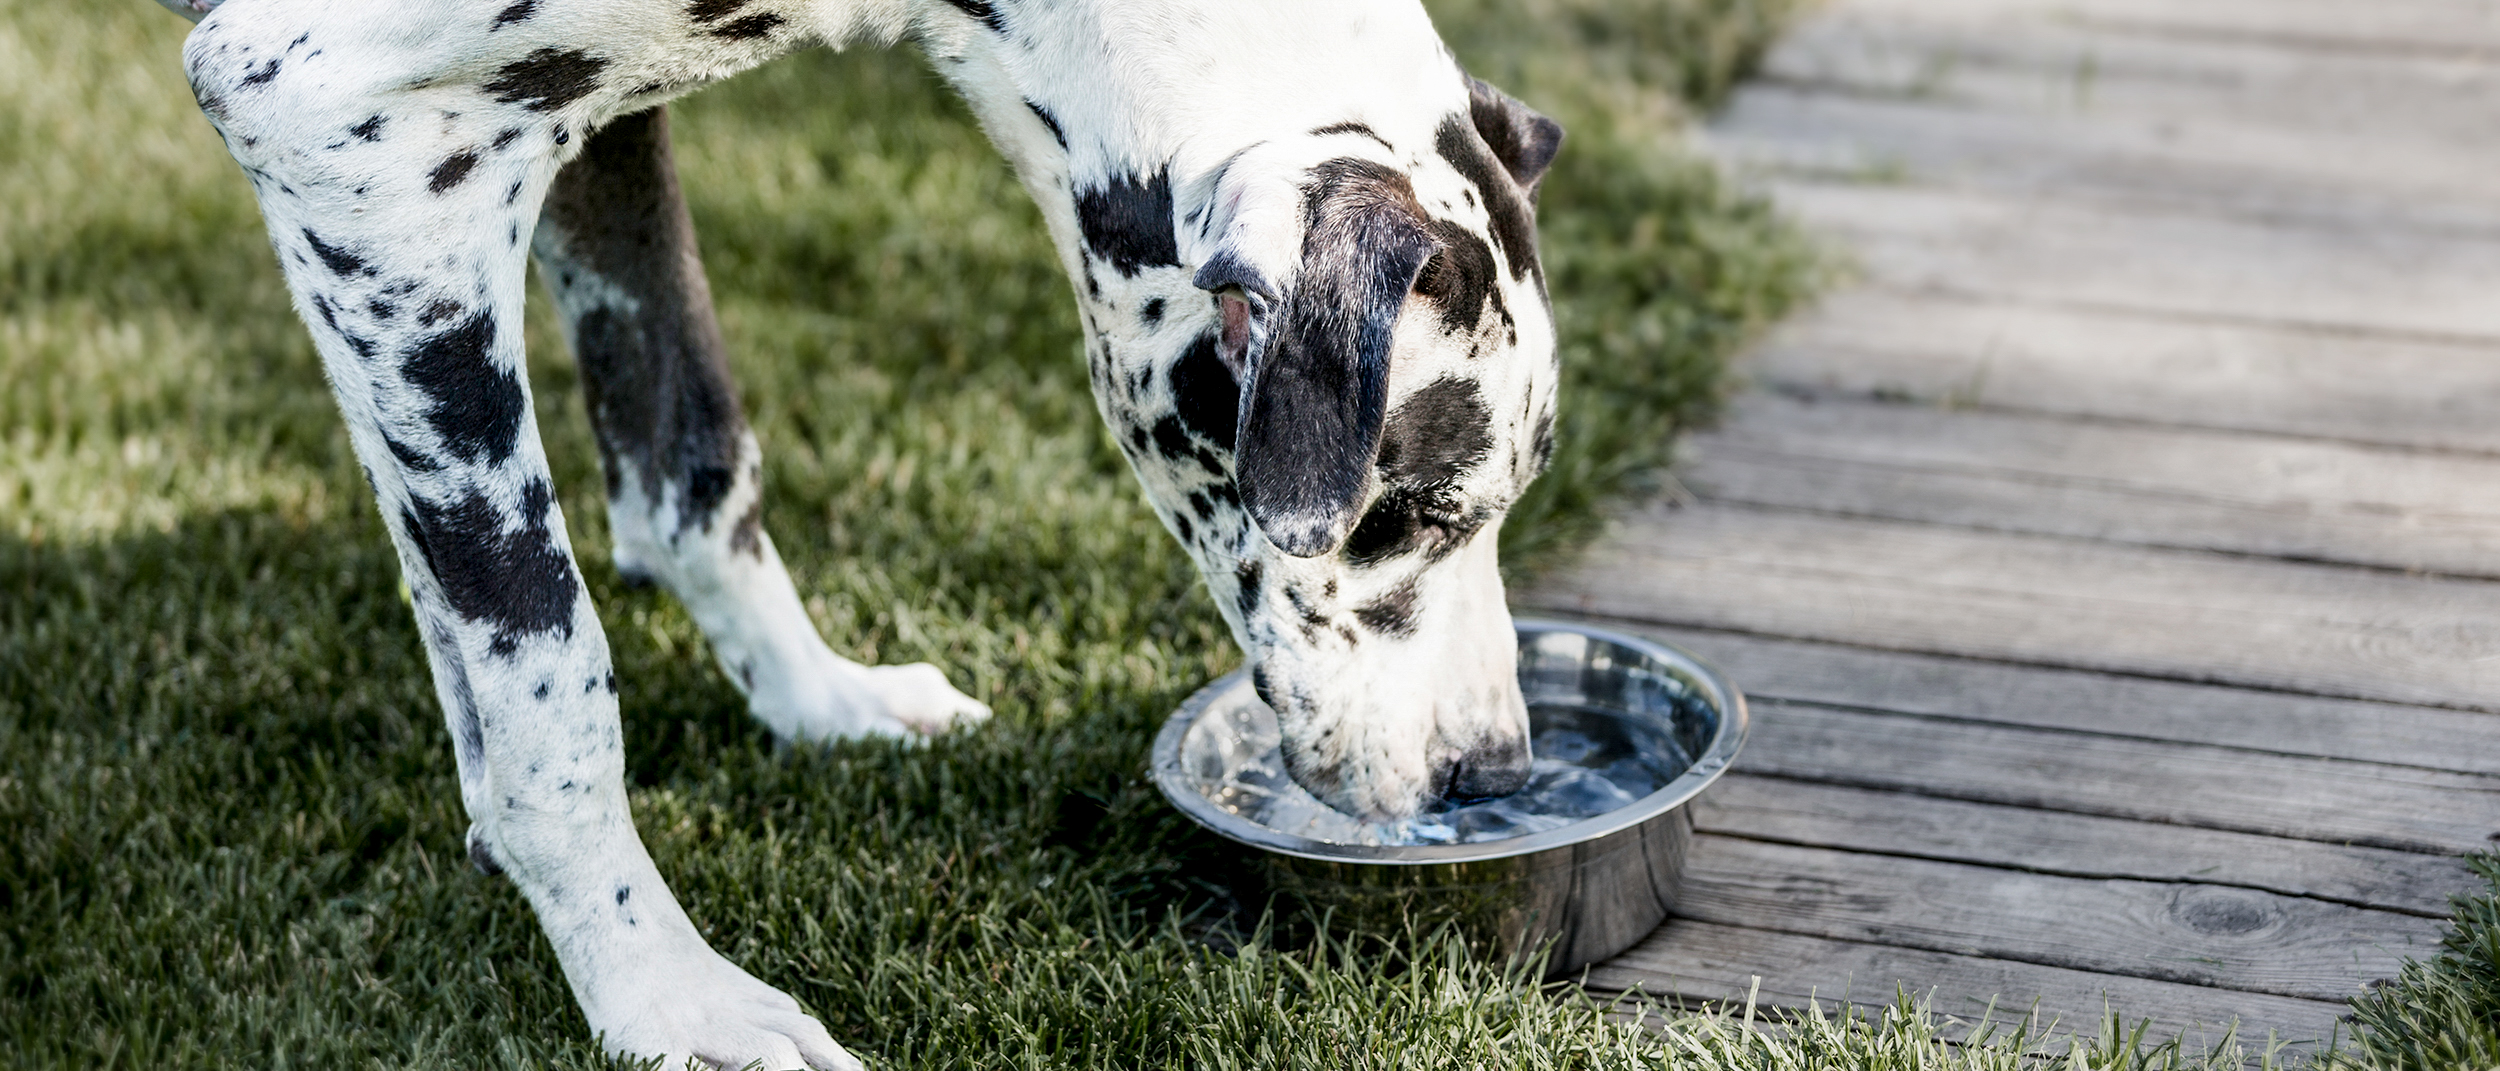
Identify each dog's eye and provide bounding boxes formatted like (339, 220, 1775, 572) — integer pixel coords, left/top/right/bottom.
(1412, 252, 1449, 299)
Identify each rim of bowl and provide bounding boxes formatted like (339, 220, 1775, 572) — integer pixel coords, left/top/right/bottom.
(1148, 618, 1751, 866)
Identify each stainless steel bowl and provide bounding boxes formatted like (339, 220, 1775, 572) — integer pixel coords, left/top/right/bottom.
(1150, 619, 1747, 979)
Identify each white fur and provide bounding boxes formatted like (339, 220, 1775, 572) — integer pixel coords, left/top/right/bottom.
(175, 0, 1556, 1066)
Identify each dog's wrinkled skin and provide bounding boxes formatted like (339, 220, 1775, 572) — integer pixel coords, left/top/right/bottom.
(166, 0, 1560, 1065)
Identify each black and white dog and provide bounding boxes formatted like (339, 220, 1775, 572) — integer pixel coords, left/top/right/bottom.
(160, 0, 1562, 1065)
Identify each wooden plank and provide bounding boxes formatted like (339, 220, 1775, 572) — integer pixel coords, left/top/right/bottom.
(1590, 920, 2352, 1048)
(1693, 776, 2478, 917)
(1527, 503, 2500, 711)
(1740, 288, 2500, 455)
(1709, 83, 2500, 237)
(1677, 392, 2500, 577)
(1587, 622, 2500, 778)
(1726, 698, 2499, 855)
(1822, 0, 2500, 58)
(1753, 11, 2500, 162)
(1665, 837, 2443, 1002)
(1759, 178, 2500, 341)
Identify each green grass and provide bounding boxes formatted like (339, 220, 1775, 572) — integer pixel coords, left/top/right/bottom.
(6, 0, 2470, 1068)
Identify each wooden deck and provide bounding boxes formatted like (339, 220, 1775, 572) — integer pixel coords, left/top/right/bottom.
(1526, 0, 2500, 1052)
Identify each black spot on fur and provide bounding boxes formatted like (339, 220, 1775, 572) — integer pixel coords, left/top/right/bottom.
(686, 0, 745, 21)
(342, 331, 377, 360)
(429, 151, 481, 194)
(615, 885, 631, 904)
(942, 0, 1008, 31)
(1376, 378, 1492, 487)
(399, 310, 526, 465)
(1075, 167, 1179, 277)
(1530, 409, 1556, 472)
(1234, 560, 1262, 618)
(493, 127, 522, 150)
(1172, 514, 1194, 544)
(468, 829, 505, 876)
(1140, 297, 1165, 326)
(404, 480, 577, 656)
(491, 0, 537, 28)
(729, 501, 763, 557)
(1435, 116, 1539, 279)
(1413, 219, 1501, 334)
(310, 293, 338, 331)
(1169, 332, 1238, 449)
(533, 680, 550, 699)
(418, 299, 463, 327)
(709, 12, 783, 38)
(1025, 100, 1066, 150)
(368, 298, 396, 320)
(1353, 580, 1419, 638)
(683, 463, 734, 524)
(383, 433, 439, 473)
(240, 56, 281, 87)
(1310, 121, 1393, 152)
(349, 114, 386, 141)
(1149, 416, 1196, 462)
(484, 48, 608, 113)
(303, 229, 365, 277)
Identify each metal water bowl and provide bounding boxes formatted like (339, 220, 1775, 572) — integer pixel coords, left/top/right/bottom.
(1151, 619, 1748, 979)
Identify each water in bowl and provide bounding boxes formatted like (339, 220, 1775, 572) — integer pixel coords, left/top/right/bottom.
(1184, 699, 1696, 847)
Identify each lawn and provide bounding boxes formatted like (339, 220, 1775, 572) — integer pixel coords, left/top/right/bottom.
(3, 0, 2480, 1068)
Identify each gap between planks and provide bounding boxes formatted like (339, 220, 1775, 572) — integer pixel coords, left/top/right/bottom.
(1678, 391, 2500, 579)
(1527, 502, 2500, 712)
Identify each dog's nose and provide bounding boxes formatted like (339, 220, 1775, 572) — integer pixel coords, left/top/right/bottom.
(1436, 734, 1532, 806)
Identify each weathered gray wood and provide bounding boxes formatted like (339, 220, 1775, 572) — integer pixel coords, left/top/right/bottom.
(1667, 836, 2443, 1002)
(1728, 698, 2500, 854)
(1581, 622, 2500, 778)
(1678, 392, 2500, 577)
(1827, 0, 2500, 57)
(1693, 776, 2478, 917)
(1710, 82, 2500, 238)
(1740, 289, 2500, 455)
(1753, 12, 2500, 164)
(1590, 919, 2353, 1049)
(1529, 503, 2500, 711)
(1572, 0, 2500, 1033)
(1761, 178, 2500, 341)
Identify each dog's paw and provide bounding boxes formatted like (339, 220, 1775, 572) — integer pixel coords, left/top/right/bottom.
(585, 945, 862, 1071)
(860, 662, 992, 736)
(748, 646, 989, 743)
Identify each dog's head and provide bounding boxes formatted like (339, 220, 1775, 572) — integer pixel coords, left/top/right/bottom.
(1106, 76, 1563, 823)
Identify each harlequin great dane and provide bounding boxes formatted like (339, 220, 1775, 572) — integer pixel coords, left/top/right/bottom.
(160, 0, 1563, 1065)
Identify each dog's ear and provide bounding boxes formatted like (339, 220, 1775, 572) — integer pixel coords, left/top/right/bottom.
(1196, 158, 1437, 557)
(1464, 76, 1564, 192)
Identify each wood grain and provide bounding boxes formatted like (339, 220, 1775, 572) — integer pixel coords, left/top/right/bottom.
(1762, 179, 2500, 341)
(1739, 289, 2500, 455)
(1832, 0, 2500, 59)
(1668, 837, 2443, 1001)
(1731, 699, 2500, 854)
(1692, 776, 2479, 917)
(1529, 503, 2500, 711)
(1589, 919, 2354, 1048)
(1709, 81, 2500, 235)
(1581, 622, 2500, 777)
(1678, 392, 2500, 577)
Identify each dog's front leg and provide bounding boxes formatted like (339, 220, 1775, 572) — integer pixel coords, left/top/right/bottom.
(182, 4, 858, 1067)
